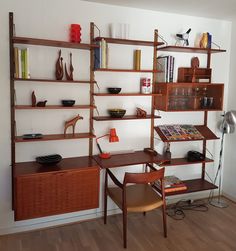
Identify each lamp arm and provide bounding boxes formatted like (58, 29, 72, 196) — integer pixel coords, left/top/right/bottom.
(96, 133, 109, 154)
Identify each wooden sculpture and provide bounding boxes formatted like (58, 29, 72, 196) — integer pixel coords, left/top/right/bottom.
(37, 101, 47, 107)
(55, 50, 64, 80)
(31, 91, 36, 107)
(191, 57, 200, 83)
(136, 107, 147, 118)
(65, 52, 74, 80)
(64, 114, 83, 136)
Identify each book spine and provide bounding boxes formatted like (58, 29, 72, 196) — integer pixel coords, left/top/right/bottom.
(18, 49, 22, 78)
(21, 49, 26, 79)
(26, 48, 30, 79)
(94, 42, 100, 70)
(101, 39, 106, 69)
(14, 47, 19, 78)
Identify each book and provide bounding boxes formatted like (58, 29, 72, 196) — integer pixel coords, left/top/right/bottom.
(94, 41, 101, 69)
(14, 47, 19, 78)
(158, 124, 204, 141)
(154, 175, 187, 193)
(101, 38, 107, 68)
(18, 49, 22, 78)
(157, 55, 175, 83)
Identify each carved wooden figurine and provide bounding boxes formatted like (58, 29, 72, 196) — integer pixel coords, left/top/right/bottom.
(55, 50, 64, 80)
(65, 52, 74, 80)
(31, 91, 36, 107)
(191, 57, 200, 83)
(64, 114, 83, 136)
(136, 107, 147, 118)
(37, 101, 47, 107)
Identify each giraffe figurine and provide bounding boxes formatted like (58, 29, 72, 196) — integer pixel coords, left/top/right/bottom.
(64, 114, 83, 137)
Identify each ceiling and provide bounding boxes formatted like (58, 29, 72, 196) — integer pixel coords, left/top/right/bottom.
(82, 0, 236, 21)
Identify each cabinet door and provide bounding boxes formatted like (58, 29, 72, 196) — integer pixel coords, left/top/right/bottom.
(14, 167, 99, 220)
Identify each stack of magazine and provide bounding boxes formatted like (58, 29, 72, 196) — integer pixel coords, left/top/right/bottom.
(154, 175, 187, 193)
(156, 55, 175, 83)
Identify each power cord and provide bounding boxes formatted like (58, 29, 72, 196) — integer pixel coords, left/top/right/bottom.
(166, 199, 209, 220)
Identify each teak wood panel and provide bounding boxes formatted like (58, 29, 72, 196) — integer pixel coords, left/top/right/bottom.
(14, 166, 100, 220)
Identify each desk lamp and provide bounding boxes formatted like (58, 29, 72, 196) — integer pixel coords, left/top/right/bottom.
(96, 128, 119, 159)
(210, 110, 236, 208)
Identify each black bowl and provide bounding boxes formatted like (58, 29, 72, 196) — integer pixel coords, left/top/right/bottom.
(108, 109, 126, 118)
(36, 154, 62, 165)
(107, 88, 122, 94)
(61, 100, 75, 107)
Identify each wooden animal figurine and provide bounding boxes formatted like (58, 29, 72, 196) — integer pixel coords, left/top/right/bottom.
(31, 91, 36, 107)
(55, 50, 64, 80)
(65, 52, 74, 80)
(136, 107, 147, 118)
(191, 57, 200, 83)
(64, 114, 83, 136)
(37, 100, 47, 107)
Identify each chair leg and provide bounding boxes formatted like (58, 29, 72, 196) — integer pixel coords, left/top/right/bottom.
(123, 209, 127, 248)
(162, 204, 167, 238)
(104, 171, 108, 224)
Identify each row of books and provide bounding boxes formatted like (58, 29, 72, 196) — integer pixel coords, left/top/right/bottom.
(14, 47, 30, 79)
(154, 175, 187, 193)
(94, 38, 108, 69)
(156, 55, 175, 83)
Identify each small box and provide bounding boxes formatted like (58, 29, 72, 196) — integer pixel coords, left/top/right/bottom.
(140, 78, 151, 94)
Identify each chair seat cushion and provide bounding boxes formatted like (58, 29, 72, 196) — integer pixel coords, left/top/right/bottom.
(107, 184, 163, 212)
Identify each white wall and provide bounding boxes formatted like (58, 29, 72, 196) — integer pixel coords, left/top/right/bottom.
(0, 0, 231, 234)
(223, 19, 236, 201)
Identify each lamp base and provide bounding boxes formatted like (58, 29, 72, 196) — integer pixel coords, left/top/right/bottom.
(210, 198, 228, 208)
(99, 152, 111, 159)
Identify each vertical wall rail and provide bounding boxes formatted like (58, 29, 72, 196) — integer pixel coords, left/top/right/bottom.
(9, 12, 15, 209)
(89, 22, 95, 156)
(150, 29, 158, 149)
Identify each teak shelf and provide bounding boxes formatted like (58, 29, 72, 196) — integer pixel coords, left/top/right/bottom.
(13, 36, 99, 49)
(15, 133, 96, 143)
(93, 93, 162, 97)
(14, 78, 94, 84)
(15, 105, 96, 110)
(153, 179, 218, 196)
(93, 115, 161, 121)
(95, 68, 159, 73)
(160, 157, 213, 167)
(154, 125, 219, 142)
(94, 37, 164, 46)
(158, 45, 226, 54)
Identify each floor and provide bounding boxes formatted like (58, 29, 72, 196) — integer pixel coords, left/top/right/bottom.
(0, 199, 236, 251)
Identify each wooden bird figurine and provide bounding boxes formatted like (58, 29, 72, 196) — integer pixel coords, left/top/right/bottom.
(64, 114, 83, 136)
(55, 50, 64, 80)
(176, 28, 191, 46)
(136, 107, 147, 118)
(65, 52, 74, 81)
(37, 100, 47, 107)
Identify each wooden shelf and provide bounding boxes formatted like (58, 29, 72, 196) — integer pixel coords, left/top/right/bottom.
(93, 93, 162, 97)
(153, 179, 217, 196)
(14, 78, 94, 84)
(93, 115, 161, 121)
(95, 68, 158, 73)
(15, 133, 95, 143)
(12, 36, 99, 50)
(154, 125, 219, 142)
(160, 157, 213, 167)
(158, 45, 226, 54)
(15, 105, 96, 110)
(94, 37, 164, 46)
(14, 156, 98, 176)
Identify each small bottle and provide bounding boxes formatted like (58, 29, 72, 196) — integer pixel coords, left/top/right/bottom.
(163, 143, 171, 162)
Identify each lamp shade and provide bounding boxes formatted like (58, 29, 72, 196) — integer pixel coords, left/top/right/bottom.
(109, 128, 119, 142)
(225, 110, 236, 125)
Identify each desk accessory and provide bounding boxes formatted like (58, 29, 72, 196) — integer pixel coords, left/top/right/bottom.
(96, 128, 119, 159)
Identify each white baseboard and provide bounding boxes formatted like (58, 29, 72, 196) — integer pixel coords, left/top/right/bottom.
(222, 192, 236, 202)
(0, 192, 209, 236)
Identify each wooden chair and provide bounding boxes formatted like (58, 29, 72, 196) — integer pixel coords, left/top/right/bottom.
(104, 165, 167, 248)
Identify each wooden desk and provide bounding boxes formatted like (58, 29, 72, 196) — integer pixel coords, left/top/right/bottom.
(93, 150, 166, 169)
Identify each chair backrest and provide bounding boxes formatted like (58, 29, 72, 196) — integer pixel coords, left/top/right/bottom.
(123, 167, 165, 185)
